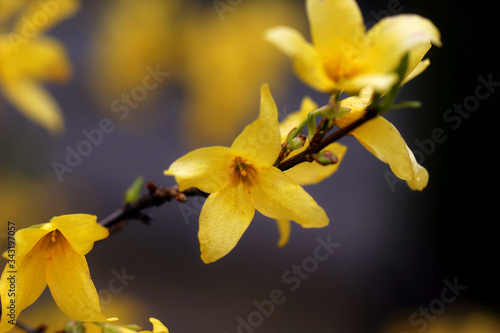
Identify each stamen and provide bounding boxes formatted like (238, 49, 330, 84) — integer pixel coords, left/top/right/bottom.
(240, 170, 247, 177)
(51, 230, 57, 243)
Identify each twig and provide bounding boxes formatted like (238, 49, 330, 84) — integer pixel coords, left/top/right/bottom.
(98, 182, 208, 235)
(276, 106, 378, 172)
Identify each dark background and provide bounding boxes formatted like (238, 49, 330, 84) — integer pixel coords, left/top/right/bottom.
(1, 0, 498, 332)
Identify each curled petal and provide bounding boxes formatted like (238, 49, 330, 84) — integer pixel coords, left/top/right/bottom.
(352, 14, 441, 76)
(149, 317, 169, 333)
(345, 115, 427, 187)
(275, 220, 291, 248)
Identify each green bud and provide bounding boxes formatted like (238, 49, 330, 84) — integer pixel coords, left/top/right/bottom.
(64, 321, 85, 333)
(285, 136, 306, 150)
(313, 151, 338, 165)
(124, 175, 145, 204)
(120, 325, 143, 331)
(285, 127, 299, 142)
(102, 324, 122, 333)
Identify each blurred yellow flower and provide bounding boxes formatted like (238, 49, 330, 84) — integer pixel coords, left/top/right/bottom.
(165, 85, 328, 263)
(0, 214, 109, 332)
(265, 0, 441, 94)
(0, 0, 77, 134)
(87, 0, 304, 144)
(87, 0, 179, 115)
(275, 96, 347, 247)
(180, 0, 305, 146)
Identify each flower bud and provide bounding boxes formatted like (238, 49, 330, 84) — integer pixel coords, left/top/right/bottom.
(313, 150, 338, 165)
(64, 321, 85, 333)
(285, 135, 307, 150)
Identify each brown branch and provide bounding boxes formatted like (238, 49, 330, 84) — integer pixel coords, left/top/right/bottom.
(276, 106, 378, 172)
(98, 182, 208, 235)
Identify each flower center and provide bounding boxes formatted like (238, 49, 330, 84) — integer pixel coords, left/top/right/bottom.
(232, 156, 256, 183)
(41, 229, 68, 259)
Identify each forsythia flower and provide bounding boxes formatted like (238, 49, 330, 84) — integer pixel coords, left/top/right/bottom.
(0, 0, 77, 134)
(265, 0, 441, 94)
(275, 97, 347, 247)
(0, 214, 109, 332)
(338, 88, 428, 190)
(164, 84, 329, 263)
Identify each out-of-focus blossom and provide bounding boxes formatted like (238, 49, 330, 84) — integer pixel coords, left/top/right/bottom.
(87, 0, 304, 144)
(87, 0, 180, 116)
(180, 0, 305, 146)
(0, 0, 77, 134)
(265, 0, 441, 94)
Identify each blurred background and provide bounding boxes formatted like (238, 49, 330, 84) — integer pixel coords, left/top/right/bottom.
(1, 0, 499, 332)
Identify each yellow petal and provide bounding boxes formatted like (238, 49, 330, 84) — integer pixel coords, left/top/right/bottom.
(198, 181, 255, 263)
(0, 0, 25, 23)
(230, 84, 281, 166)
(403, 59, 430, 84)
(0, 237, 50, 332)
(353, 14, 441, 76)
(347, 115, 425, 183)
(265, 27, 335, 92)
(3, 36, 72, 83)
(149, 318, 169, 333)
(284, 143, 347, 185)
(45, 234, 106, 322)
(12, 226, 54, 264)
(306, 0, 364, 73)
(49, 214, 109, 255)
(0, 80, 64, 134)
(164, 146, 233, 193)
(406, 160, 429, 191)
(275, 220, 291, 248)
(405, 41, 432, 78)
(339, 73, 398, 93)
(250, 167, 329, 228)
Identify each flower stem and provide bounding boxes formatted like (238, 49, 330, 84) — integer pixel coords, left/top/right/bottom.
(98, 182, 208, 235)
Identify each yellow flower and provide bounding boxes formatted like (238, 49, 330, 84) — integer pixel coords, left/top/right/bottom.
(265, 0, 441, 94)
(338, 88, 428, 190)
(134, 318, 169, 333)
(164, 84, 329, 263)
(0, 0, 77, 134)
(0, 214, 109, 333)
(275, 97, 348, 247)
